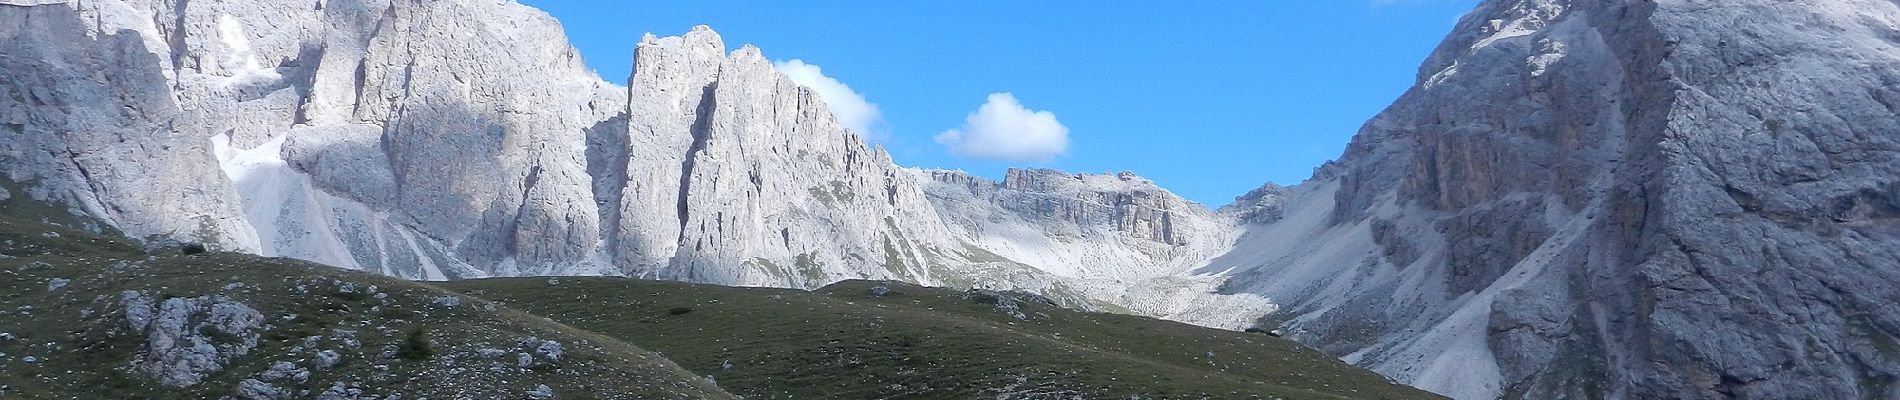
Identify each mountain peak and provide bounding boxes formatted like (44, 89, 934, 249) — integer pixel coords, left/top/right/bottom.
(7, 2, 1897, 399)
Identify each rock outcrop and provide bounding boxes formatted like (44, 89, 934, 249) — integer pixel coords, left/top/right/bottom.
(1, 0, 624, 279)
(1221, 182, 1291, 224)
(1181, 0, 1900, 398)
(610, 27, 964, 288)
(122, 291, 266, 387)
(919, 169, 1236, 289)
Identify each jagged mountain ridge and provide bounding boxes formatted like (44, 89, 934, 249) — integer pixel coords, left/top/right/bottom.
(6, 0, 1899, 399)
(919, 169, 1238, 296)
(1176, 0, 1900, 399)
(0, 0, 1224, 308)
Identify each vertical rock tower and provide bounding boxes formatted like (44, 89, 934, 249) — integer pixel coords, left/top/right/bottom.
(1199, 0, 1900, 398)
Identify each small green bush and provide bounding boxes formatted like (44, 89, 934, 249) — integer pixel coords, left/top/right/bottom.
(398, 326, 434, 361)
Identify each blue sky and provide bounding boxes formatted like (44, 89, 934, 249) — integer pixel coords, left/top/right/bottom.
(521, 1, 1479, 206)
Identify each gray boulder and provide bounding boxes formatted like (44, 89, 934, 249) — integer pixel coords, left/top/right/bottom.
(122, 293, 265, 387)
(235, 379, 291, 400)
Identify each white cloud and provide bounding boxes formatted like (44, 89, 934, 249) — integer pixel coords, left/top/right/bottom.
(934, 93, 1069, 162)
(773, 59, 883, 138)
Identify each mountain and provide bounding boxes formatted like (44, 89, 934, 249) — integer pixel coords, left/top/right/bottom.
(2, 0, 625, 280)
(1174, 0, 1900, 398)
(0, 213, 1440, 399)
(5, 0, 1899, 399)
(917, 168, 1242, 310)
(0, 0, 1226, 310)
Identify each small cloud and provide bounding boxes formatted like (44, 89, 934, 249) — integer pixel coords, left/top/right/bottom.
(773, 59, 883, 139)
(934, 93, 1069, 162)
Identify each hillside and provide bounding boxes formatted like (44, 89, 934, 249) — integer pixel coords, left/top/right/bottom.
(447, 278, 1441, 399)
(0, 212, 1436, 399)
(0, 214, 729, 399)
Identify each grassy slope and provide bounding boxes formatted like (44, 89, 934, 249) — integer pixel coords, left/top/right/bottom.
(0, 191, 1439, 399)
(0, 215, 731, 399)
(449, 278, 1445, 400)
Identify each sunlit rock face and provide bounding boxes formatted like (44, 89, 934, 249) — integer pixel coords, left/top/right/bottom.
(610, 26, 965, 288)
(922, 168, 1237, 276)
(0, 0, 1221, 306)
(917, 168, 1240, 303)
(7, 0, 1899, 398)
(1, 0, 627, 279)
(1194, 0, 1900, 398)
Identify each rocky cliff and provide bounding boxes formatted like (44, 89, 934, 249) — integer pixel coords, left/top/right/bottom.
(2, 0, 628, 280)
(0, 0, 876, 282)
(1182, 0, 1900, 398)
(918, 168, 1239, 304)
(606, 26, 973, 288)
(7, 0, 1899, 398)
(0, 0, 1219, 308)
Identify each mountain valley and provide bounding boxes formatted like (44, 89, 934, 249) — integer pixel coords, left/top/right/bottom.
(3, 0, 1898, 398)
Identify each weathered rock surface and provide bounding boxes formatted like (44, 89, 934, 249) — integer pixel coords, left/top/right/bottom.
(235, 378, 291, 400)
(121, 291, 266, 387)
(1178, 0, 1900, 399)
(258, 361, 309, 383)
(9, 0, 1897, 398)
(0, 0, 1187, 309)
(1221, 182, 1292, 224)
(0, 3, 254, 244)
(1, 0, 621, 278)
(918, 168, 1238, 303)
(610, 27, 970, 288)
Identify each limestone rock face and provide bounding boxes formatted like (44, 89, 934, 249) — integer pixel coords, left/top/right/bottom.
(1221, 183, 1290, 224)
(336, 0, 627, 277)
(1185, 0, 1900, 398)
(997, 169, 1195, 246)
(0, 4, 255, 245)
(612, 28, 963, 288)
(1, 0, 625, 279)
(0, 0, 1148, 305)
(916, 168, 1247, 313)
(10, 0, 1898, 398)
(919, 169, 1236, 289)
